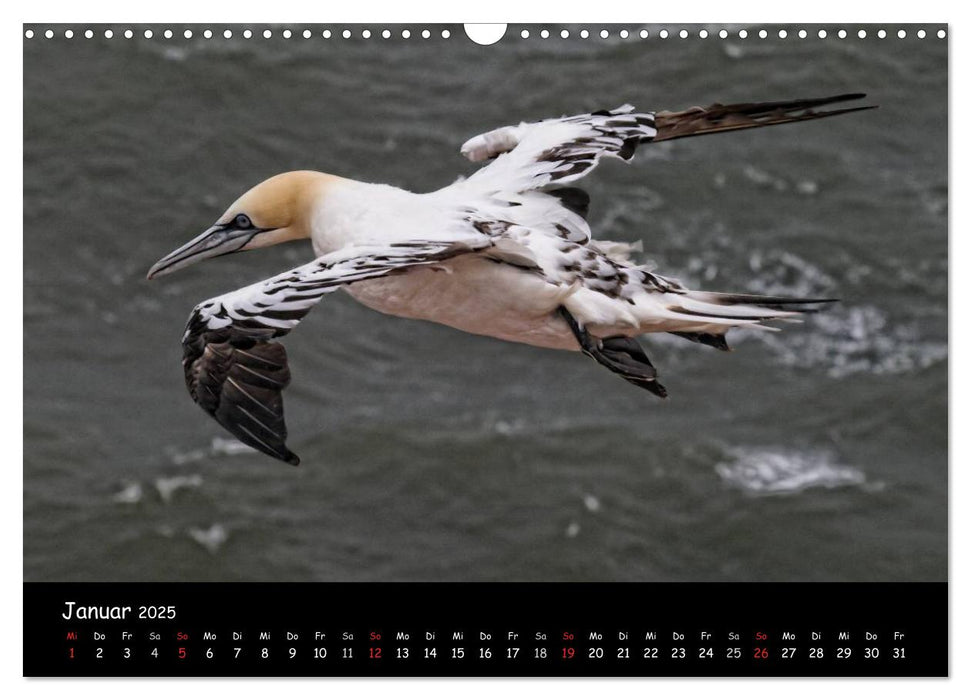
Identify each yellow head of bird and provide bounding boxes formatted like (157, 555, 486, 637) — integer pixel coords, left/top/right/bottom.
(147, 170, 338, 280)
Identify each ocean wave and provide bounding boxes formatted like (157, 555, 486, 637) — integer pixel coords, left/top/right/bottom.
(188, 524, 229, 554)
(715, 447, 869, 495)
(738, 165, 817, 196)
(150, 522, 231, 554)
(743, 249, 837, 298)
(753, 304, 946, 378)
(112, 482, 143, 504)
(111, 476, 203, 506)
(674, 246, 944, 377)
(155, 474, 204, 503)
(168, 436, 256, 465)
(595, 187, 666, 238)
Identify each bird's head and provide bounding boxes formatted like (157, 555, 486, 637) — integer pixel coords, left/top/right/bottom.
(147, 170, 338, 280)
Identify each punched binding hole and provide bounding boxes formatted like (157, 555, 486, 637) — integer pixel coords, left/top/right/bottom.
(465, 24, 506, 45)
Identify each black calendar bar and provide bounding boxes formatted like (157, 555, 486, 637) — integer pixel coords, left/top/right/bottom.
(24, 582, 946, 677)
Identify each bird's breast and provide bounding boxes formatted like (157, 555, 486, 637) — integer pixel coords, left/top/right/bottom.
(345, 256, 581, 351)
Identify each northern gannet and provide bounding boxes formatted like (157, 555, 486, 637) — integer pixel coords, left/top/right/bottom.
(148, 94, 874, 465)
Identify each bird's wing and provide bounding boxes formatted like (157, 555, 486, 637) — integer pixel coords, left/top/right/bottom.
(181, 239, 489, 465)
(460, 105, 656, 191)
(459, 94, 873, 192)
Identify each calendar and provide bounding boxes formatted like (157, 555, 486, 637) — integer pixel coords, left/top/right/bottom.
(23, 22, 949, 680)
(24, 583, 947, 676)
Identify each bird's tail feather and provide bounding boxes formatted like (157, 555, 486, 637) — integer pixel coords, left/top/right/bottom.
(679, 290, 838, 314)
(653, 93, 876, 142)
(663, 290, 837, 350)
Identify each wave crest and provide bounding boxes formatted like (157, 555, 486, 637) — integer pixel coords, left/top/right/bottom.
(715, 447, 868, 495)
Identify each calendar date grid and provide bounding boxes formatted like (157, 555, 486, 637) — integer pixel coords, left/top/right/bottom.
(60, 625, 914, 668)
(26, 582, 946, 677)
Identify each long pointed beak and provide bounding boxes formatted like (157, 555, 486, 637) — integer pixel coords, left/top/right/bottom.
(147, 225, 255, 280)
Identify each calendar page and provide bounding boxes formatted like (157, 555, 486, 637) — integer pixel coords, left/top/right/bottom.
(22, 21, 948, 678)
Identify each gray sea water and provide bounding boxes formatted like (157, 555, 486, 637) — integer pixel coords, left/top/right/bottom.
(24, 24, 947, 582)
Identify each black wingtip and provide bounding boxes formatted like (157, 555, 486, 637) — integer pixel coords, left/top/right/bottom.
(817, 105, 879, 118)
(654, 93, 877, 143)
(831, 92, 867, 102)
(285, 451, 301, 466)
(833, 93, 877, 110)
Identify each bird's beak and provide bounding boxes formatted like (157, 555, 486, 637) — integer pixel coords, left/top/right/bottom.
(147, 224, 257, 280)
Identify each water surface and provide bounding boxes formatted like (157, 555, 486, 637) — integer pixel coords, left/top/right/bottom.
(24, 24, 947, 582)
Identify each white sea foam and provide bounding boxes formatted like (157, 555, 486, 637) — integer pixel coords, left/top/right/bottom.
(493, 419, 524, 436)
(211, 436, 257, 456)
(723, 43, 744, 60)
(746, 252, 946, 378)
(715, 447, 867, 495)
(169, 436, 256, 465)
(744, 249, 837, 298)
(161, 47, 189, 62)
(112, 482, 143, 504)
(154, 474, 203, 503)
(755, 304, 946, 378)
(676, 246, 945, 378)
(742, 165, 789, 192)
(583, 494, 601, 512)
(169, 447, 207, 466)
(188, 524, 228, 554)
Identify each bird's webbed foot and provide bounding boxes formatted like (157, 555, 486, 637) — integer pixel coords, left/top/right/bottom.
(558, 306, 668, 398)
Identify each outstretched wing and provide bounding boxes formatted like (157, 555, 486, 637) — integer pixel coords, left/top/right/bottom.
(181, 239, 488, 465)
(460, 105, 656, 191)
(459, 94, 873, 193)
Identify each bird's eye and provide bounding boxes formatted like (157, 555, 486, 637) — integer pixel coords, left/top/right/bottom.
(234, 213, 253, 229)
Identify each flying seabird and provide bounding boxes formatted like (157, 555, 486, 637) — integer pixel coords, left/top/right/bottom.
(148, 93, 874, 465)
